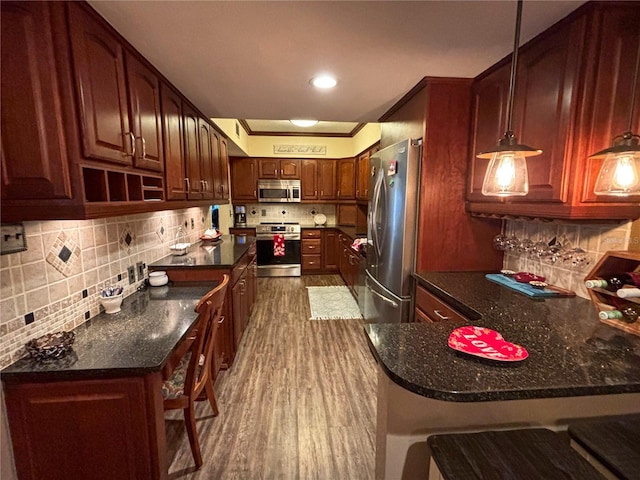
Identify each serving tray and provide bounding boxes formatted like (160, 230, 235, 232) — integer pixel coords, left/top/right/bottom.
(448, 326, 528, 362)
(485, 274, 575, 298)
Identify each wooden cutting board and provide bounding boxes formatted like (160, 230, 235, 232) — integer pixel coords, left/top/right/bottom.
(485, 274, 576, 298)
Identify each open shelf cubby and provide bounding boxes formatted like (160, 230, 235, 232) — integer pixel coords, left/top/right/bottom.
(585, 251, 640, 337)
(82, 168, 108, 202)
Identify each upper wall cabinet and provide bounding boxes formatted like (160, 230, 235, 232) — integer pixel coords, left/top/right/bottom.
(162, 84, 187, 200)
(1, 2, 72, 201)
(258, 159, 300, 179)
(231, 157, 258, 202)
(466, 2, 640, 220)
(337, 158, 356, 200)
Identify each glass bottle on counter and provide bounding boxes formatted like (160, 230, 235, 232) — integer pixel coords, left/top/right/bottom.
(585, 272, 640, 291)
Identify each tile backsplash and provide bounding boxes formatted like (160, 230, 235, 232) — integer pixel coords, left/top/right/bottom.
(503, 220, 633, 299)
(241, 203, 336, 226)
(0, 207, 210, 369)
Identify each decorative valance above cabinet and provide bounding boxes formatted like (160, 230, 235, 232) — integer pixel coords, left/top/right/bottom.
(466, 1, 640, 220)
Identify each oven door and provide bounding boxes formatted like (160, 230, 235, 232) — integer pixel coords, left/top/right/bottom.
(256, 234, 301, 276)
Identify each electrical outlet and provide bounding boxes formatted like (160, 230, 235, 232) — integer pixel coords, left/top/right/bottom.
(190, 218, 194, 229)
(136, 261, 144, 281)
(127, 265, 136, 285)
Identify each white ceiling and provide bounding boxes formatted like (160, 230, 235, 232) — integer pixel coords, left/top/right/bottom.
(243, 120, 360, 136)
(89, 0, 585, 130)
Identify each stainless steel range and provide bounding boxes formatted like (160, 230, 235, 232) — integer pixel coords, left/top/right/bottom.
(255, 223, 301, 277)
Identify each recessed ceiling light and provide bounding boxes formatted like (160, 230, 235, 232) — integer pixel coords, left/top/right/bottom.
(310, 74, 337, 89)
(290, 119, 319, 127)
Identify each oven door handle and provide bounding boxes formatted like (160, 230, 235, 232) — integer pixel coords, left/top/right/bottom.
(257, 234, 300, 240)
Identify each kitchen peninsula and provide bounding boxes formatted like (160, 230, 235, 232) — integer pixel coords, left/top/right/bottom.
(367, 272, 640, 480)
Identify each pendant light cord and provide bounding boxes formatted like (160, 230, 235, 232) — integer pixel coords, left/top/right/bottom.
(626, 37, 640, 134)
(505, 0, 524, 135)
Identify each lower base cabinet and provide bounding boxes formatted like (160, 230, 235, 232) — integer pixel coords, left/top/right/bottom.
(338, 233, 361, 298)
(231, 256, 257, 350)
(302, 229, 340, 274)
(414, 284, 468, 323)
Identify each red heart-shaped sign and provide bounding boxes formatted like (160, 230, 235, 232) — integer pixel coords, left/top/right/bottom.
(448, 326, 528, 362)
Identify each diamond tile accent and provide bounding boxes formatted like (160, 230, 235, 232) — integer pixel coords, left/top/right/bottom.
(46, 231, 80, 277)
(156, 220, 165, 243)
(118, 224, 136, 254)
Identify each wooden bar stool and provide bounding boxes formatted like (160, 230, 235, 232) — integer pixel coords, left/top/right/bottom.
(162, 275, 229, 470)
(568, 414, 640, 480)
(428, 428, 604, 480)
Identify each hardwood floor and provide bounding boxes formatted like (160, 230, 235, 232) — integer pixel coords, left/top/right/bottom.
(166, 275, 377, 479)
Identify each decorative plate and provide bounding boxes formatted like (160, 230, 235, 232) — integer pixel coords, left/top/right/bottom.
(447, 326, 528, 362)
(513, 272, 546, 283)
(313, 213, 327, 225)
(25, 331, 75, 361)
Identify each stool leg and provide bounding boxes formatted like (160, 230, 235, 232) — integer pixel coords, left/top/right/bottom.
(184, 403, 203, 469)
(204, 378, 219, 416)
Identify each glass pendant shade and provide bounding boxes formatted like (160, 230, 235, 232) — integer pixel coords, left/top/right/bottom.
(593, 149, 640, 195)
(481, 150, 529, 196)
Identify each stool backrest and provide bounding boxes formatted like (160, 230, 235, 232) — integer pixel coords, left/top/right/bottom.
(185, 275, 229, 398)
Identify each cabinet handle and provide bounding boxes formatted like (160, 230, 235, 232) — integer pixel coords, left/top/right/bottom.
(124, 132, 135, 157)
(321, 190, 324, 196)
(141, 137, 147, 159)
(337, 190, 340, 197)
(218, 316, 224, 324)
(433, 310, 450, 321)
(185, 178, 190, 191)
(254, 190, 257, 197)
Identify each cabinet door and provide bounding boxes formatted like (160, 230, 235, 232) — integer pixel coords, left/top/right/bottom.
(125, 53, 163, 172)
(512, 18, 584, 203)
(337, 158, 356, 199)
(209, 126, 223, 201)
(467, 64, 510, 201)
(218, 136, 230, 200)
(230, 158, 258, 201)
(68, 3, 132, 165)
(323, 230, 339, 271)
(183, 105, 202, 198)
(258, 158, 279, 179)
(198, 119, 214, 199)
(232, 276, 247, 350)
(356, 152, 370, 201)
(161, 85, 187, 200)
(301, 159, 318, 200)
(280, 160, 300, 179)
(1, 2, 72, 200)
(581, 6, 640, 204)
(318, 160, 337, 200)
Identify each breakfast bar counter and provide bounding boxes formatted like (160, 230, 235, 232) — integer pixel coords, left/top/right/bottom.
(1, 284, 214, 480)
(366, 272, 640, 480)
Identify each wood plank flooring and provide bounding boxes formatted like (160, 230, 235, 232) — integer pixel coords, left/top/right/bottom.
(165, 275, 377, 479)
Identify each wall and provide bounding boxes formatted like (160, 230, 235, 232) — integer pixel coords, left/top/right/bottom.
(0, 207, 211, 370)
(503, 219, 635, 299)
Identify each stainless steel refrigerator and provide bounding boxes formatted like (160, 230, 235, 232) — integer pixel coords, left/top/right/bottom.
(361, 138, 421, 323)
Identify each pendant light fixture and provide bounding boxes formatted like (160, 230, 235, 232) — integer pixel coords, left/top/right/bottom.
(590, 41, 640, 196)
(479, 0, 542, 197)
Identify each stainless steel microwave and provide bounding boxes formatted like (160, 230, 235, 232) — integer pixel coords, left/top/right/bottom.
(257, 179, 301, 203)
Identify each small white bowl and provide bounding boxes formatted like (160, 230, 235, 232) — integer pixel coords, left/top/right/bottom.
(100, 294, 123, 314)
(149, 271, 168, 287)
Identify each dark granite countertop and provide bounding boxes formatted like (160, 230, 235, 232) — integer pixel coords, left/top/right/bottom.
(364, 272, 640, 402)
(149, 234, 254, 270)
(299, 224, 366, 238)
(1, 285, 213, 383)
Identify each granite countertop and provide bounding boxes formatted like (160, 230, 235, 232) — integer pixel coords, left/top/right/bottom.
(149, 234, 254, 269)
(299, 224, 366, 238)
(1, 284, 213, 383)
(365, 272, 640, 402)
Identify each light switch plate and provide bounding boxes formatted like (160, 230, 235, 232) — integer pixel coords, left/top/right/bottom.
(1, 223, 27, 255)
(127, 265, 136, 285)
(136, 261, 144, 281)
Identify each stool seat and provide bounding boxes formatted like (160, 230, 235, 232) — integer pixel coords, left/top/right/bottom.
(428, 428, 604, 480)
(568, 414, 640, 480)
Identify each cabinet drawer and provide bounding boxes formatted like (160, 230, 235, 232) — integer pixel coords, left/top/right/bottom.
(302, 239, 322, 253)
(302, 229, 321, 239)
(414, 307, 433, 323)
(415, 285, 467, 322)
(302, 255, 322, 270)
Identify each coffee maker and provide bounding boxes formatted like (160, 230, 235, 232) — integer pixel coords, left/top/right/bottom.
(234, 205, 247, 227)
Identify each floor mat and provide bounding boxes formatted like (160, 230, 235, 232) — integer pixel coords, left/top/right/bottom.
(306, 286, 362, 320)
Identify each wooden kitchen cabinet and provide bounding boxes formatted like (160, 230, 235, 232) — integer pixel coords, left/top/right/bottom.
(337, 158, 357, 199)
(229, 227, 256, 237)
(338, 232, 360, 297)
(183, 104, 203, 198)
(218, 136, 230, 200)
(301, 159, 319, 200)
(161, 84, 187, 200)
(302, 229, 323, 272)
(414, 284, 468, 323)
(466, 2, 640, 220)
(318, 159, 337, 200)
(198, 118, 215, 199)
(323, 230, 339, 271)
(258, 158, 300, 179)
(356, 151, 371, 201)
(1, 1, 73, 202)
(231, 157, 258, 202)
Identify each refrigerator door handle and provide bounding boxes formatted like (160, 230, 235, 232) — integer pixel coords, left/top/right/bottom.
(365, 279, 399, 308)
(370, 171, 384, 258)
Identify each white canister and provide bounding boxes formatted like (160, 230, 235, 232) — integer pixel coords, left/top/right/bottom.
(149, 271, 169, 287)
